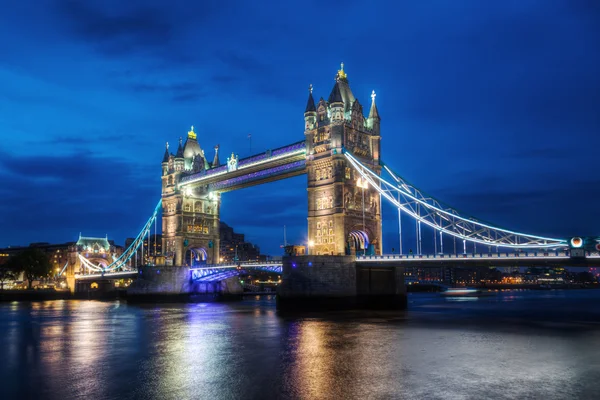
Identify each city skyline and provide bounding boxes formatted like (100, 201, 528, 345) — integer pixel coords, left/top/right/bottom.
(1, 1, 599, 255)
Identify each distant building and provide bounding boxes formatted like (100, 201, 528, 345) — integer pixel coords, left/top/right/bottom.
(0, 242, 73, 274)
(219, 222, 266, 263)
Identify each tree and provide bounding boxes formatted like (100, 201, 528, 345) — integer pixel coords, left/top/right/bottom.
(0, 265, 16, 290)
(10, 248, 52, 289)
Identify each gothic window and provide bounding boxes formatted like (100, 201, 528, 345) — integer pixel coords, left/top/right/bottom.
(317, 222, 321, 229)
(329, 196, 333, 208)
(316, 169, 322, 180)
(345, 167, 351, 180)
(329, 229, 333, 236)
(329, 221, 333, 228)
(317, 230, 321, 237)
(328, 167, 332, 178)
(195, 201, 202, 212)
(184, 204, 191, 212)
(316, 199, 322, 210)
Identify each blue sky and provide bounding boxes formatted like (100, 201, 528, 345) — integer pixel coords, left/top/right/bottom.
(0, 1, 599, 254)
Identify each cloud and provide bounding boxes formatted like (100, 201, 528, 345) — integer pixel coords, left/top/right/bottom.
(55, 0, 174, 56)
(0, 150, 159, 247)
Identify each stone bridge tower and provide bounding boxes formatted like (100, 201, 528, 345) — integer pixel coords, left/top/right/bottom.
(305, 64, 382, 256)
(161, 127, 221, 266)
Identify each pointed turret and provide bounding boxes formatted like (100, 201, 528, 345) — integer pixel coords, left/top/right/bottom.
(368, 90, 380, 120)
(304, 84, 317, 131)
(183, 125, 204, 170)
(328, 63, 356, 121)
(212, 145, 220, 167)
(175, 137, 184, 158)
(328, 80, 343, 104)
(367, 90, 381, 133)
(305, 84, 316, 113)
(162, 142, 170, 163)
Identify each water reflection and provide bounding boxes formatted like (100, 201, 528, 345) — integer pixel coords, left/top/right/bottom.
(0, 291, 599, 400)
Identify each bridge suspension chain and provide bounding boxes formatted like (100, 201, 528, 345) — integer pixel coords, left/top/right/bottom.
(97, 199, 162, 273)
(344, 151, 567, 249)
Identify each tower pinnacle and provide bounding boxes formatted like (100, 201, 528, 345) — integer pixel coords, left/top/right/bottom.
(162, 141, 170, 163)
(336, 62, 347, 82)
(188, 125, 197, 140)
(176, 137, 184, 158)
(368, 90, 380, 120)
(305, 84, 316, 113)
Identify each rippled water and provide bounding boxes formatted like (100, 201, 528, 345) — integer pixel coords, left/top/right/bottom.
(2, 290, 600, 400)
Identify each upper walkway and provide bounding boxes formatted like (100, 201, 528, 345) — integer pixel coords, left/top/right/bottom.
(179, 141, 306, 192)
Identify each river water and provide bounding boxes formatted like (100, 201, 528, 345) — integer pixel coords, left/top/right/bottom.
(1, 290, 600, 400)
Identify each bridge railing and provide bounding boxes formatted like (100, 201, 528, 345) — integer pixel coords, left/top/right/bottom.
(355, 250, 587, 261)
(190, 261, 283, 270)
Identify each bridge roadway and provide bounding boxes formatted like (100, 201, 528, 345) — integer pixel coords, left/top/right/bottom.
(75, 251, 600, 281)
(356, 251, 600, 268)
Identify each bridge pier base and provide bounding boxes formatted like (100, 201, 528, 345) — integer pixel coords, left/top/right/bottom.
(127, 266, 243, 302)
(277, 256, 407, 311)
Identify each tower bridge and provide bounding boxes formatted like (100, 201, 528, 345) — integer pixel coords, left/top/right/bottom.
(65, 64, 599, 307)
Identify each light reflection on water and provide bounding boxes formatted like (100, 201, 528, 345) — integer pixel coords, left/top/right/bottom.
(1, 291, 600, 400)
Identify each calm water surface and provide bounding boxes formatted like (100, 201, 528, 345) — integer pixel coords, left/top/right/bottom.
(2, 290, 600, 400)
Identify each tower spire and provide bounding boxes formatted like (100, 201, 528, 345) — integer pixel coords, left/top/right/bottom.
(305, 84, 316, 113)
(336, 62, 347, 82)
(368, 90, 380, 120)
(188, 125, 197, 140)
(162, 141, 170, 163)
(212, 145, 220, 167)
(176, 137, 184, 158)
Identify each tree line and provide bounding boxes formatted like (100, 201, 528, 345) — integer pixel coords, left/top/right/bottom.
(0, 248, 53, 290)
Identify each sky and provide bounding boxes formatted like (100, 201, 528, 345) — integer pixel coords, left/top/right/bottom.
(0, 0, 599, 255)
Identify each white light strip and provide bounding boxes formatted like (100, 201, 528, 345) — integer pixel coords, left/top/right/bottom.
(75, 270, 138, 279)
(357, 255, 572, 262)
(190, 263, 283, 271)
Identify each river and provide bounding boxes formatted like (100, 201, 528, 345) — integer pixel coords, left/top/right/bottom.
(1, 289, 600, 399)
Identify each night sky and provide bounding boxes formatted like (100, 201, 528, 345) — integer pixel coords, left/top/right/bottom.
(1, 1, 599, 255)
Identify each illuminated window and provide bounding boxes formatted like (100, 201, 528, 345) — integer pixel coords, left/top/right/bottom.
(345, 167, 351, 179)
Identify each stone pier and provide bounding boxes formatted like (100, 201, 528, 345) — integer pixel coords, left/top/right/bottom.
(277, 255, 406, 310)
(127, 266, 243, 302)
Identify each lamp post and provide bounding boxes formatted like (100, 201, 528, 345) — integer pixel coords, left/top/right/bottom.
(357, 176, 369, 256)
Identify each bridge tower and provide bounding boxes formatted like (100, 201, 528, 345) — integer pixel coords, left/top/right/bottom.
(161, 127, 221, 266)
(305, 64, 382, 256)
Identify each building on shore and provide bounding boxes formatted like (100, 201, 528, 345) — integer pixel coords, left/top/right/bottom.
(219, 222, 266, 263)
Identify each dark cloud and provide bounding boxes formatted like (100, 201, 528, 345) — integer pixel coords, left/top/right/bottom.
(55, 0, 173, 56)
(0, 150, 158, 246)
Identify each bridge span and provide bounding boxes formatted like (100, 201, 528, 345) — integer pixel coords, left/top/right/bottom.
(356, 251, 600, 268)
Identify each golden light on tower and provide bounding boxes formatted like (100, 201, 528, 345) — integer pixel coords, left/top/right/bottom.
(187, 125, 197, 140)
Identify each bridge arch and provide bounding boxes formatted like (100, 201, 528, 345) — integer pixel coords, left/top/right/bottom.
(185, 247, 208, 267)
(348, 230, 369, 254)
